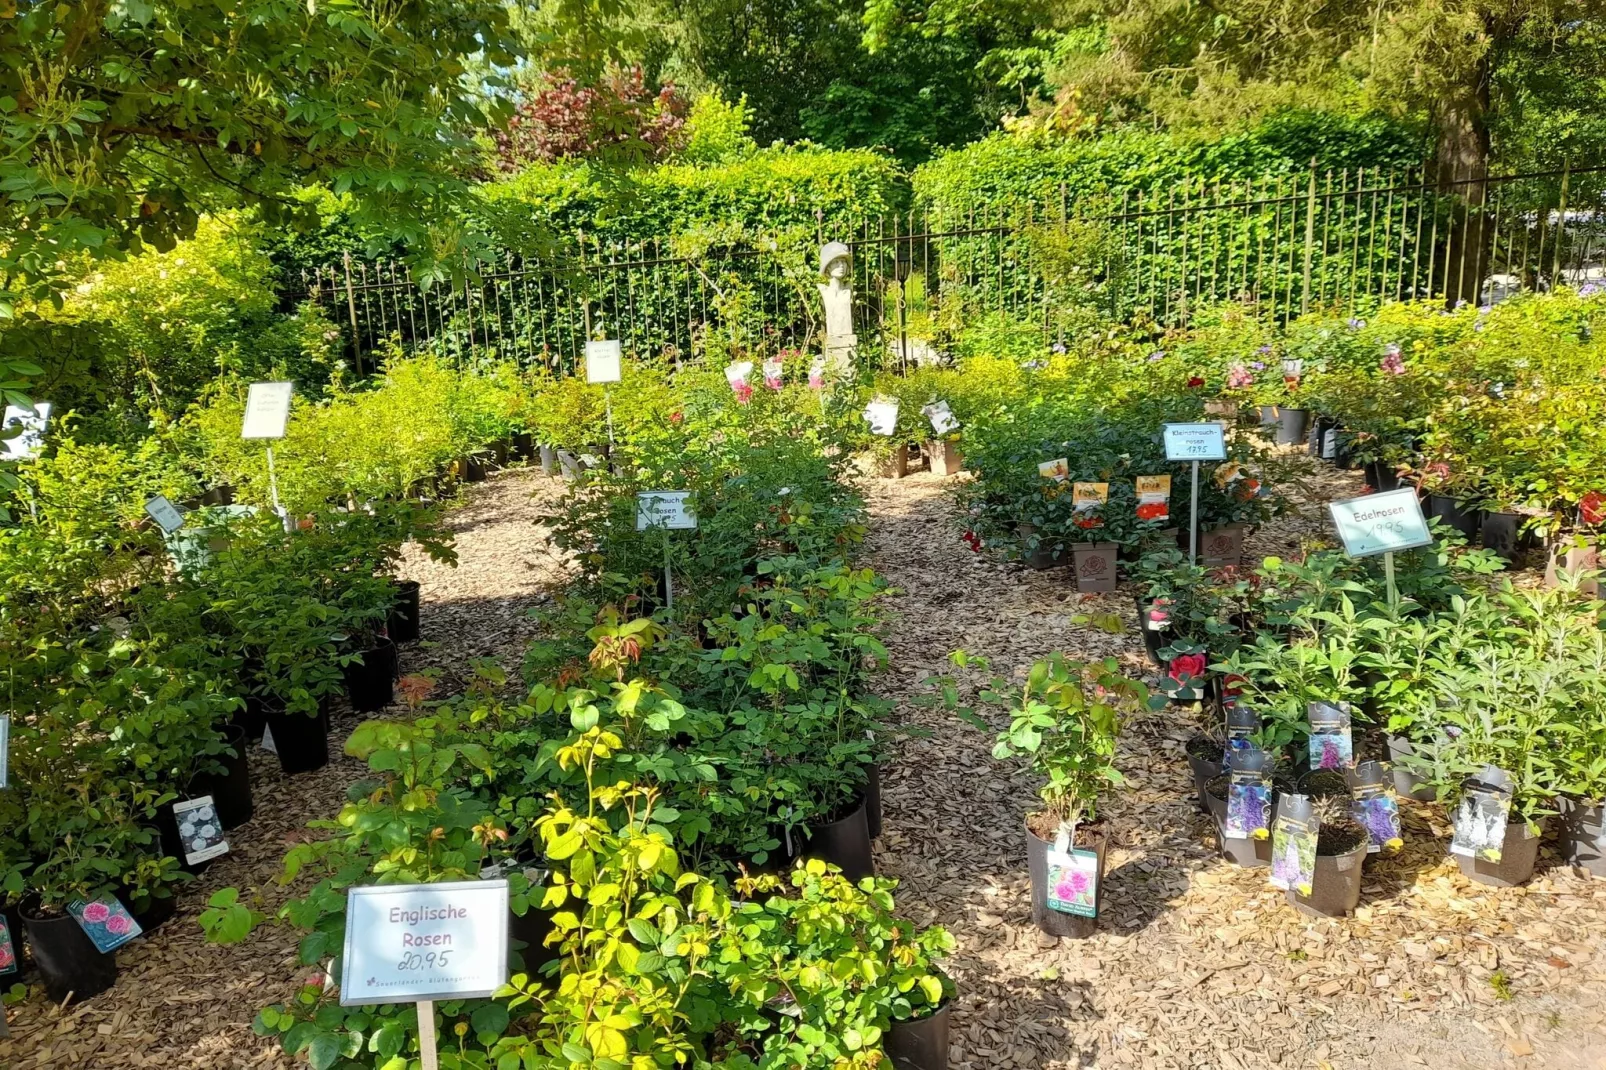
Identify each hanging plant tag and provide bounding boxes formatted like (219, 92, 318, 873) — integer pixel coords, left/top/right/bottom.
(1350, 760, 1402, 853)
(1307, 701, 1354, 769)
(584, 340, 622, 384)
(0, 401, 51, 460)
(68, 895, 144, 953)
(1269, 794, 1319, 895)
(260, 723, 277, 755)
(636, 491, 697, 531)
(1045, 846, 1099, 918)
(174, 795, 230, 865)
(240, 383, 293, 440)
(923, 400, 958, 435)
(1135, 475, 1171, 521)
(724, 360, 755, 403)
(1072, 482, 1108, 513)
(1223, 706, 1258, 769)
(1038, 458, 1069, 483)
(1451, 765, 1514, 862)
(863, 397, 899, 436)
(0, 914, 15, 976)
(1224, 748, 1271, 839)
(144, 494, 186, 534)
(761, 358, 783, 390)
(808, 357, 826, 391)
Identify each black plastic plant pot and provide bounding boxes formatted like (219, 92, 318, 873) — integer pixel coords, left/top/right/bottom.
(1456, 819, 1543, 887)
(491, 439, 510, 468)
(192, 723, 254, 830)
(1272, 407, 1309, 447)
(866, 763, 883, 840)
(799, 794, 875, 883)
(1428, 495, 1483, 542)
(1308, 416, 1335, 457)
(342, 637, 398, 713)
(1480, 511, 1536, 565)
(1362, 460, 1401, 493)
(1558, 797, 1606, 879)
(23, 902, 118, 1004)
(1135, 596, 1169, 668)
(119, 887, 177, 933)
(1185, 736, 1223, 814)
(1204, 776, 1272, 867)
(510, 432, 536, 461)
(1025, 820, 1105, 939)
(886, 998, 952, 1070)
(1385, 735, 1437, 803)
(199, 484, 236, 507)
(264, 704, 330, 775)
(230, 694, 268, 745)
(386, 579, 422, 644)
(461, 454, 488, 483)
(1288, 824, 1369, 918)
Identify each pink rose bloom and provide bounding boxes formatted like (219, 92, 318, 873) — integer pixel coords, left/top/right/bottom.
(1054, 876, 1076, 900)
(81, 901, 111, 924)
(1226, 365, 1254, 389)
(1068, 871, 1090, 896)
(0, 944, 13, 968)
(1380, 344, 1405, 375)
(104, 913, 132, 935)
(733, 380, 754, 404)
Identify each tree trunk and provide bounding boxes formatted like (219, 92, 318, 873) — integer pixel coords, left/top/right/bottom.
(1433, 48, 1493, 308)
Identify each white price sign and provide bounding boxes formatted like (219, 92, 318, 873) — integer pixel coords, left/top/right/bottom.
(585, 340, 622, 384)
(340, 880, 509, 1006)
(636, 491, 697, 531)
(863, 399, 899, 437)
(1, 402, 51, 460)
(1328, 488, 1433, 558)
(144, 495, 186, 534)
(923, 400, 958, 435)
(241, 382, 294, 440)
(1163, 422, 1227, 462)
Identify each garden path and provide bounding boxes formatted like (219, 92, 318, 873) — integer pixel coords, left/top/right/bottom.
(865, 459, 1606, 1070)
(0, 466, 569, 1070)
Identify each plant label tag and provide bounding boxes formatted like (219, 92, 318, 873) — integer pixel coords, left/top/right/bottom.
(923, 400, 958, 435)
(1072, 482, 1108, 513)
(863, 398, 899, 436)
(1351, 760, 1401, 853)
(762, 358, 783, 390)
(808, 357, 826, 391)
(340, 880, 509, 1006)
(68, 895, 143, 953)
(1045, 846, 1099, 918)
(1307, 701, 1354, 769)
(0, 401, 51, 460)
(241, 381, 293, 440)
(1224, 748, 1270, 839)
(1223, 706, 1258, 769)
(1269, 794, 1319, 895)
(0, 714, 8, 790)
(1321, 428, 1339, 459)
(585, 340, 622, 384)
(1163, 422, 1227, 461)
(260, 723, 277, 755)
(0, 914, 15, 976)
(1328, 488, 1432, 558)
(636, 491, 696, 531)
(1038, 458, 1069, 483)
(144, 495, 186, 534)
(174, 795, 230, 865)
(725, 360, 755, 403)
(1135, 475, 1171, 521)
(1450, 765, 1513, 862)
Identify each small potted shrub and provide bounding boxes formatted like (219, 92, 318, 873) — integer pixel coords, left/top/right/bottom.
(951, 653, 1152, 939)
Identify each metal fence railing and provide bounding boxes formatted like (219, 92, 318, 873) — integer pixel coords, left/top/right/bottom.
(307, 162, 1606, 373)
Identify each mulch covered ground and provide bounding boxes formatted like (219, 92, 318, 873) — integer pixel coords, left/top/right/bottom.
(7, 458, 1606, 1069)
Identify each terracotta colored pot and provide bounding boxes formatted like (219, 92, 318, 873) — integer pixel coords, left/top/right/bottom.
(1071, 541, 1119, 593)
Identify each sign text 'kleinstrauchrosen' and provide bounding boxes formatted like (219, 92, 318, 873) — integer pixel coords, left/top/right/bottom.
(1162, 422, 1227, 462)
(340, 880, 508, 1006)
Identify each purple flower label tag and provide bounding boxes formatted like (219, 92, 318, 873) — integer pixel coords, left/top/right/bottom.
(67, 894, 144, 953)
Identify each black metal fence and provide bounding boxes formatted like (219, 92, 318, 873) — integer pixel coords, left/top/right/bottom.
(307, 162, 1606, 372)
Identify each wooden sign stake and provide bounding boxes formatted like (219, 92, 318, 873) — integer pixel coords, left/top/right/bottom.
(1188, 460, 1200, 564)
(417, 999, 438, 1070)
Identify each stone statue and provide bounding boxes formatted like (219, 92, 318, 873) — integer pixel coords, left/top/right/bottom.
(817, 241, 856, 379)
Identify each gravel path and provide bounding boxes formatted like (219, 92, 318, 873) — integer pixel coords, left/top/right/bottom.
(1, 467, 569, 1069)
(865, 461, 1606, 1070)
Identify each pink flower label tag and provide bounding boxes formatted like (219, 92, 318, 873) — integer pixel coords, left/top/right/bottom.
(68, 894, 143, 953)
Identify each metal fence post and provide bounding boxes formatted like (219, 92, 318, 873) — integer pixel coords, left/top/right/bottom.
(1301, 158, 1318, 316)
(342, 251, 363, 377)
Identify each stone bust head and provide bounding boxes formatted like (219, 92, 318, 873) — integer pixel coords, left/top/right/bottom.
(819, 241, 851, 281)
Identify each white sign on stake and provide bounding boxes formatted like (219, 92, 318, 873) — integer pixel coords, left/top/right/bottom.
(585, 340, 623, 384)
(923, 400, 959, 435)
(863, 398, 899, 436)
(1327, 488, 1433, 559)
(636, 491, 697, 531)
(340, 880, 509, 1007)
(0, 402, 51, 460)
(144, 495, 186, 534)
(241, 382, 294, 440)
(1163, 422, 1227, 462)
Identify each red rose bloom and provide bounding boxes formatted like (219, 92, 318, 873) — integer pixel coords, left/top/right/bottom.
(1135, 502, 1168, 521)
(1582, 491, 1605, 526)
(1187, 376, 1205, 389)
(1168, 653, 1207, 682)
(669, 411, 684, 424)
